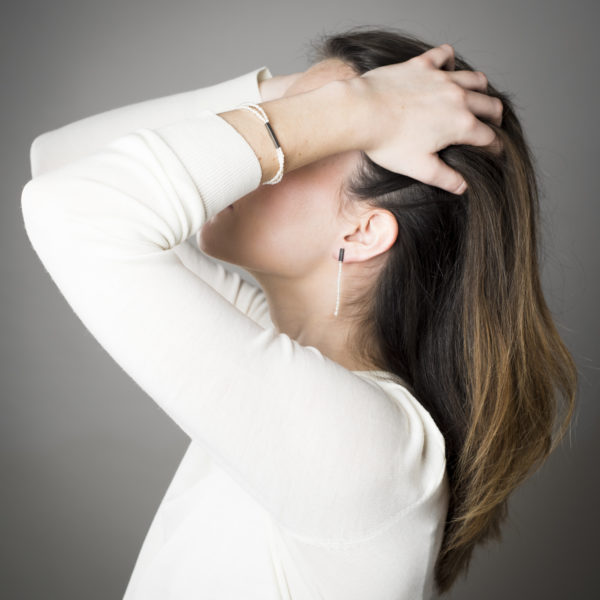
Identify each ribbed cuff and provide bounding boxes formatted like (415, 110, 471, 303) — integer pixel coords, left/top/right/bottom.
(154, 110, 262, 220)
(256, 65, 274, 99)
(193, 65, 273, 114)
(243, 65, 273, 103)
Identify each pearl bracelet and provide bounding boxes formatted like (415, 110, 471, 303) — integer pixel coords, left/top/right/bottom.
(237, 102, 285, 185)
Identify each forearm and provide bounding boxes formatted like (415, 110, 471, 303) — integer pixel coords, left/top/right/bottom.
(218, 79, 363, 184)
(30, 66, 271, 178)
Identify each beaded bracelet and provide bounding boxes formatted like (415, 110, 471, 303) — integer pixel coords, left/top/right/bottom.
(237, 102, 285, 185)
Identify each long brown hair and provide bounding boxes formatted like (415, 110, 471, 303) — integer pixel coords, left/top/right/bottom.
(307, 25, 578, 594)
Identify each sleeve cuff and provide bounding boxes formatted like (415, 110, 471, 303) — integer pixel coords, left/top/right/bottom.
(154, 110, 263, 221)
(192, 65, 273, 114)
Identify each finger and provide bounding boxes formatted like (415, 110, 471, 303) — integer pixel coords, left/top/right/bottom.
(483, 134, 505, 156)
(417, 154, 468, 195)
(464, 90, 504, 127)
(447, 70, 489, 93)
(460, 115, 504, 154)
(422, 43, 456, 71)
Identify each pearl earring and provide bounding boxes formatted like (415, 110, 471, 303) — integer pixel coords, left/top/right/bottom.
(333, 247, 345, 317)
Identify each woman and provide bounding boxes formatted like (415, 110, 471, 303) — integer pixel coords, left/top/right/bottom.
(22, 25, 576, 600)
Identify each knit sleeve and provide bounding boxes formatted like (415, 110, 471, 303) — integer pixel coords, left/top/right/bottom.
(20, 111, 428, 544)
(28, 66, 274, 327)
(29, 66, 274, 178)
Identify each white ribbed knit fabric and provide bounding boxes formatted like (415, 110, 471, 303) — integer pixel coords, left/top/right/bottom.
(21, 65, 449, 600)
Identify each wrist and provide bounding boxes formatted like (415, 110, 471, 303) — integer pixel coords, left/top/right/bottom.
(220, 78, 363, 186)
(261, 79, 361, 171)
(337, 76, 374, 152)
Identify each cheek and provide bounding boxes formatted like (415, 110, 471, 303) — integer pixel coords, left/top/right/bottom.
(238, 185, 329, 272)
(199, 162, 342, 272)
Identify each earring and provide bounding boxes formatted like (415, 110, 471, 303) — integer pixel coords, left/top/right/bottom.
(333, 247, 345, 317)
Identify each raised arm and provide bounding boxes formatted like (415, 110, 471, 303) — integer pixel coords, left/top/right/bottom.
(29, 66, 273, 178)
(221, 43, 502, 193)
(28, 65, 276, 327)
(21, 79, 435, 544)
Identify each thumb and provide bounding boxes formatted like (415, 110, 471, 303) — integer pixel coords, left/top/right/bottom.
(418, 155, 467, 195)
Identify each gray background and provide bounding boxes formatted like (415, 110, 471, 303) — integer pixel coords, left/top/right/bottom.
(2, 0, 598, 598)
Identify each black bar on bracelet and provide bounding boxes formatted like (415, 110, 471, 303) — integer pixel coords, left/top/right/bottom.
(264, 121, 281, 149)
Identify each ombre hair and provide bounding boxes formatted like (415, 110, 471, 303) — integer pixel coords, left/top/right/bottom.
(307, 25, 578, 594)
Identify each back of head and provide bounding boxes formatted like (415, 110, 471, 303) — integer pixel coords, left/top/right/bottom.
(307, 25, 578, 594)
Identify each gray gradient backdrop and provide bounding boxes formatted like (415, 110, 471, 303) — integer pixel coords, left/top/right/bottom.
(2, 0, 598, 598)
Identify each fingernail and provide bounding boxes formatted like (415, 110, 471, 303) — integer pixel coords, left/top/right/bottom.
(455, 180, 467, 195)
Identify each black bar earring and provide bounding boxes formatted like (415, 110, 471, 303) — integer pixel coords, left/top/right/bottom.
(333, 248, 345, 317)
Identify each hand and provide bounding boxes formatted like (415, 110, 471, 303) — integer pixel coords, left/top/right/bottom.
(347, 43, 504, 194)
(259, 71, 304, 103)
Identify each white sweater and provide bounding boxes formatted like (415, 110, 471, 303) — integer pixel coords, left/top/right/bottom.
(21, 65, 449, 600)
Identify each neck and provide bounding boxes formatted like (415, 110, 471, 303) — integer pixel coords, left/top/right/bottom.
(248, 263, 381, 373)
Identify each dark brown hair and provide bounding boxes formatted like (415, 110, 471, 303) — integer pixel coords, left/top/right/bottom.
(307, 25, 578, 594)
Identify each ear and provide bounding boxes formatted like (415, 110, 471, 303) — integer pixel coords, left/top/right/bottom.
(337, 208, 397, 263)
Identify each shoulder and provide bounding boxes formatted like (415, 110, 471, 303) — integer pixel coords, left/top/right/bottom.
(355, 371, 447, 508)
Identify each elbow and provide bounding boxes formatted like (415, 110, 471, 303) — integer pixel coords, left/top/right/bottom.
(21, 176, 57, 248)
(23, 131, 71, 235)
(30, 132, 58, 179)
(21, 178, 43, 241)
(30, 133, 47, 179)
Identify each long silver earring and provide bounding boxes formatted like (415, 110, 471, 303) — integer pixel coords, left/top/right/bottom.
(333, 247, 345, 317)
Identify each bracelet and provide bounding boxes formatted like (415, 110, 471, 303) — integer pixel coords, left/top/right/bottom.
(237, 102, 285, 185)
